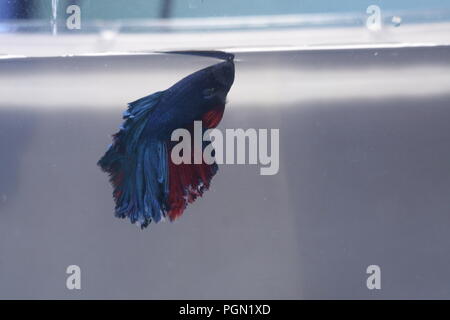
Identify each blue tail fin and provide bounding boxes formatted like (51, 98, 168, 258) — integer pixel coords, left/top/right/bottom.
(98, 91, 169, 228)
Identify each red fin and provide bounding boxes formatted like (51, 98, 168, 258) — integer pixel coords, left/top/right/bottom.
(167, 160, 217, 221)
(202, 105, 225, 128)
(165, 105, 224, 221)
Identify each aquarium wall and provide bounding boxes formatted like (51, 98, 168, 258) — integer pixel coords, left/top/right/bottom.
(0, 0, 450, 300)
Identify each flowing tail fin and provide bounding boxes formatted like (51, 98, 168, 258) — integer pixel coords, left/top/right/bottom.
(98, 91, 169, 228)
(167, 145, 219, 221)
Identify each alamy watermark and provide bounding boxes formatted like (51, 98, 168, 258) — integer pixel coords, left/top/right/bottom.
(171, 121, 280, 176)
(66, 265, 81, 290)
(366, 265, 381, 290)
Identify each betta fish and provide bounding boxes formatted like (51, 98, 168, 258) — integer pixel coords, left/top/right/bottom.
(98, 51, 235, 228)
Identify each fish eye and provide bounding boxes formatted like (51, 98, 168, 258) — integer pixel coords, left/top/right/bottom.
(202, 87, 215, 99)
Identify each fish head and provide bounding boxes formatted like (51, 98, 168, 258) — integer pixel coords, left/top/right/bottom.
(163, 56, 235, 124)
(199, 59, 235, 105)
(211, 59, 235, 92)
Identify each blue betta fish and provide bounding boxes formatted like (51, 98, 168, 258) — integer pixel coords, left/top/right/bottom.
(98, 51, 235, 228)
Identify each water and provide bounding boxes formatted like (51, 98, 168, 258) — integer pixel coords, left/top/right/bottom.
(0, 46, 450, 298)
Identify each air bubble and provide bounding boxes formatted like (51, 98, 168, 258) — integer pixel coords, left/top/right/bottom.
(392, 16, 402, 27)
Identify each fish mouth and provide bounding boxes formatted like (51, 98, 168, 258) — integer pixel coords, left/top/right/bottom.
(160, 50, 234, 62)
(158, 49, 235, 90)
